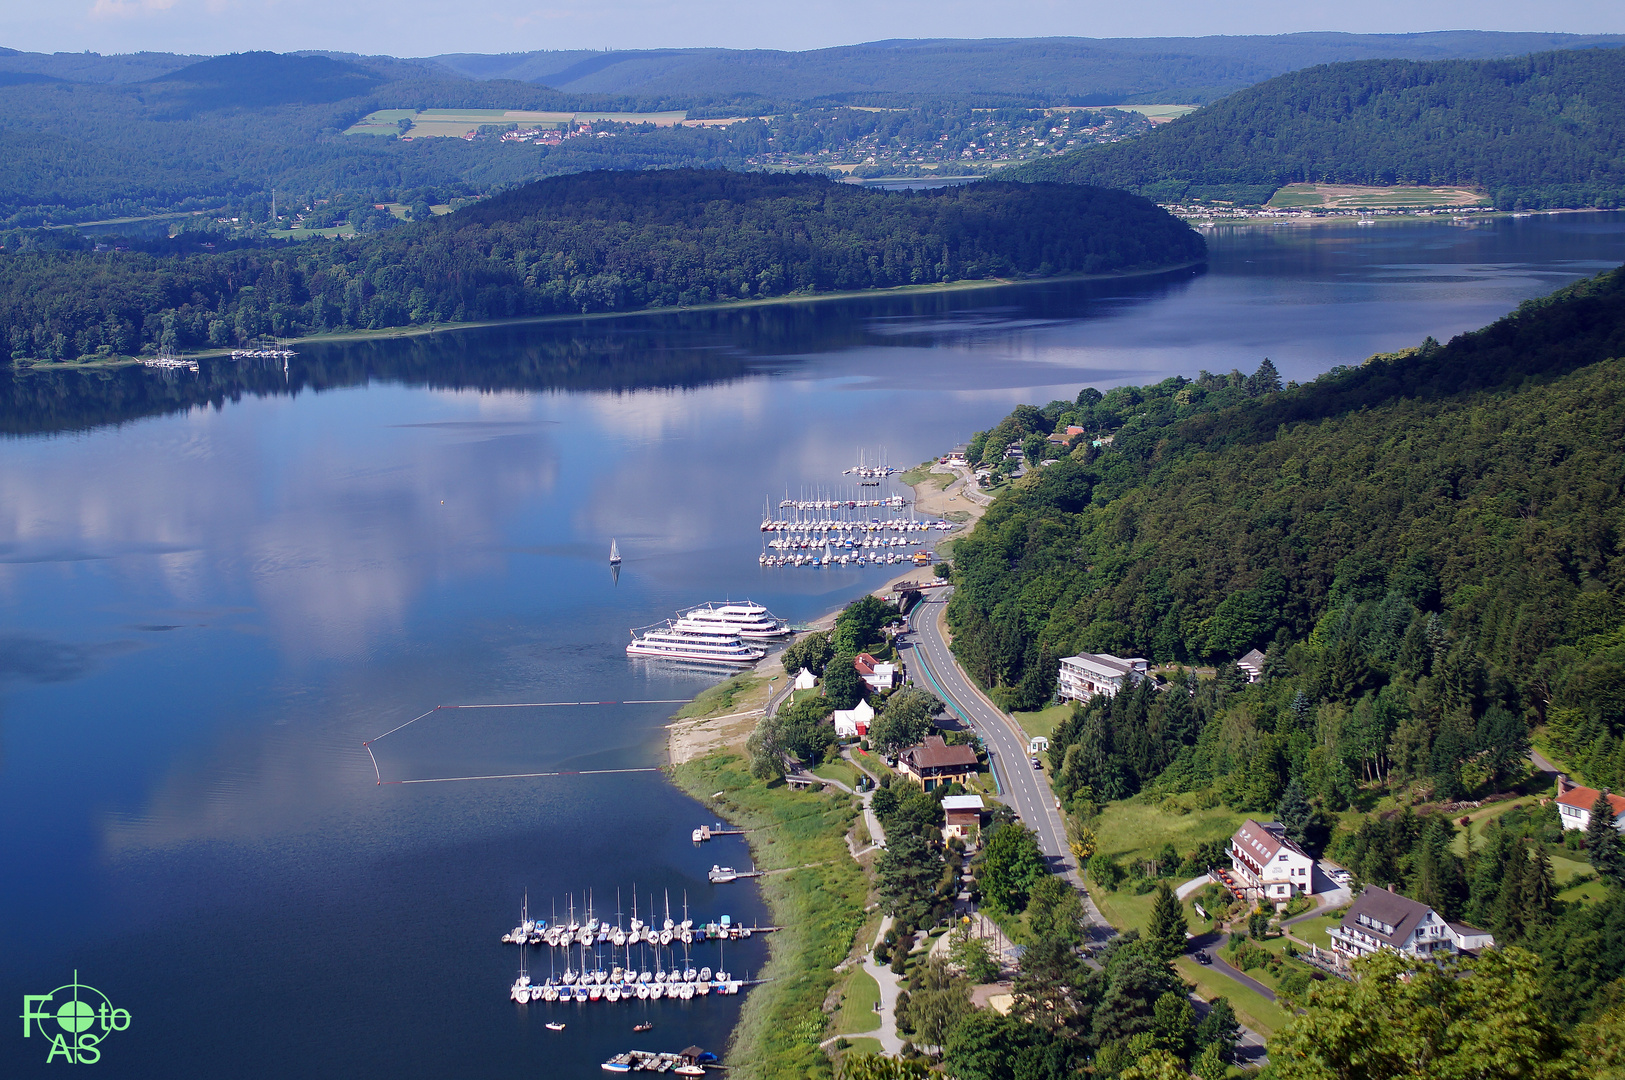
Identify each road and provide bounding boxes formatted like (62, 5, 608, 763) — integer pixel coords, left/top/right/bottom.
(903, 589, 1112, 941)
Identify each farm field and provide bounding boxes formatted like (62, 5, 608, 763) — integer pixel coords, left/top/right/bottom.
(1267, 183, 1489, 208)
(346, 108, 691, 137)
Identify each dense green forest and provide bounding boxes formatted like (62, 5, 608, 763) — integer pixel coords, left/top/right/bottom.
(0, 170, 1204, 360)
(950, 265, 1625, 784)
(939, 267, 1625, 1054)
(1010, 48, 1625, 208)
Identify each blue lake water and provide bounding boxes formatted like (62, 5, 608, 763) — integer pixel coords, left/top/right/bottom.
(1, 211, 1622, 1077)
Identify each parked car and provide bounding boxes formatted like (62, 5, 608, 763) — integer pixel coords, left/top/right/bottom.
(1030, 757, 1042, 769)
(1195, 951, 1212, 966)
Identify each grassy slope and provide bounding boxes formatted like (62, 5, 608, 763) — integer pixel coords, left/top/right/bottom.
(670, 753, 867, 1080)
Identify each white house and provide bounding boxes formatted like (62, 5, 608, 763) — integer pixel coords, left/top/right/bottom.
(854, 652, 899, 693)
(1227, 819, 1316, 901)
(1555, 774, 1625, 831)
(1236, 648, 1266, 683)
(1327, 885, 1493, 965)
(792, 667, 818, 691)
(832, 698, 875, 740)
(1057, 653, 1149, 702)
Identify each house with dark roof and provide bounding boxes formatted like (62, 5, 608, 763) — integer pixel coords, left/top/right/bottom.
(1228, 819, 1316, 902)
(1327, 885, 1493, 965)
(1555, 774, 1625, 832)
(897, 735, 980, 791)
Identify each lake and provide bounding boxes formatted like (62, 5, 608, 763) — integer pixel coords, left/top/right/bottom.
(2, 211, 1621, 1076)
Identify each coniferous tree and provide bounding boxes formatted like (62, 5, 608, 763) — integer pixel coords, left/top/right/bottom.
(1587, 790, 1625, 885)
(1275, 780, 1314, 852)
(1525, 842, 1557, 930)
(1412, 816, 1466, 921)
(1490, 840, 1529, 943)
(1147, 882, 1189, 962)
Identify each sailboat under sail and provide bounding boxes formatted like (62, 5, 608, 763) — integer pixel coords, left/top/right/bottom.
(610, 539, 622, 566)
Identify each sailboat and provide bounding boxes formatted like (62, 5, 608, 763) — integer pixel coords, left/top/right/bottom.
(609, 539, 622, 566)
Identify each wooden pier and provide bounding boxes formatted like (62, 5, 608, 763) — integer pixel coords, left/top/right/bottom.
(691, 824, 746, 842)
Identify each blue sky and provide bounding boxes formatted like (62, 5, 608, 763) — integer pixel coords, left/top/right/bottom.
(2, 0, 1623, 58)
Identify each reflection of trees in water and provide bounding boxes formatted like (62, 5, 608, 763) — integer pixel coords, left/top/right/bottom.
(0, 268, 1198, 437)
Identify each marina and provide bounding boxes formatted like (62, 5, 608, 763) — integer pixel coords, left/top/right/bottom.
(600, 1048, 717, 1074)
(502, 892, 771, 1007)
(755, 450, 957, 569)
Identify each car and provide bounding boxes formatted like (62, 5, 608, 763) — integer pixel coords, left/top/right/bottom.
(1195, 951, 1212, 966)
(1030, 757, 1042, 769)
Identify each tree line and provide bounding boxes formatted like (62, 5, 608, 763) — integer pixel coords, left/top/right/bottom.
(1011, 48, 1625, 208)
(0, 170, 1204, 361)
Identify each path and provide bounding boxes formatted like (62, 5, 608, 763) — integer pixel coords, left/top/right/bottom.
(859, 915, 907, 1055)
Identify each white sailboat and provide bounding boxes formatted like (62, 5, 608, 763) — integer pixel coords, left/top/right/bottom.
(609, 538, 622, 566)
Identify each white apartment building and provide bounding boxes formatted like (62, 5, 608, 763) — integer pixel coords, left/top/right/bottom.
(1057, 653, 1149, 701)
(1227, 819, 1316, 901)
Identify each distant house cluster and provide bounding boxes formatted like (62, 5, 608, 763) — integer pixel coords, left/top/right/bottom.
(1057, 653, 1149, 702)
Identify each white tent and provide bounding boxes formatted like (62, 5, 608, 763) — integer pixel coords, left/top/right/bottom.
(793, 667, 818, 691)
(832, 698, 876, 739)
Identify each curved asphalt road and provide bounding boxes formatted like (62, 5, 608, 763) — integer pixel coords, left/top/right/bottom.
(903, 589, 1112, 940)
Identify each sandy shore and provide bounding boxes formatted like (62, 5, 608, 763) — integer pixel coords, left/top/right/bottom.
(665, 461, 978, 765)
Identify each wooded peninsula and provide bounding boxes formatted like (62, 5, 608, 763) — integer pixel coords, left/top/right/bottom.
(0, 170, 1203, 361)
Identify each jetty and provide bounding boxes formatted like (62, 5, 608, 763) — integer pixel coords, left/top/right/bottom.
(707, 865, 764, 884)
(601, 1047, 717, 1073)
(691, 824, 745, 843)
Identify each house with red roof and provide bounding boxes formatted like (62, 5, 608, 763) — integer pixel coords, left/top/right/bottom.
(1228, 819, 1317, 902)
(1555, 774, 1625, 832)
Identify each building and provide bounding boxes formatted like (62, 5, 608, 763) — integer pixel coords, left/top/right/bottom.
(1227, 820, 1316, 901)
(854, 653, 900, 693)
(898, 735, 980, 791)
(1327, 885, 1493, 964)
(832, 698, 875, 740)
(792, 667, 818, 691)
(1046, 425, 1086, 446)
(1236, 648, 1266, 683)
(1057, 653, 1149, 702)
(1555, 774, 1625, 831)
(942, 794, 984, 840)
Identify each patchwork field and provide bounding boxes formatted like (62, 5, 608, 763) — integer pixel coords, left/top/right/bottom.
(346, 108, 691, 137)
(1267, 183, 1489, 209)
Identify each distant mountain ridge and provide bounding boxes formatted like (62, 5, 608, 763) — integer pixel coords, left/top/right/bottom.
(0, 33, 1622, 105)
(1007, 47, 1625, 209)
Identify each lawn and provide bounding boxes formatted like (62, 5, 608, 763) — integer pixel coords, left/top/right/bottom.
(1283, 908, 1346, 953)
(833, 968, 881, 1034)
(813, 760, 860, 791)
(1173, 957, 1290, 1037)
(1089, 799, 1247, 871)
(1012, 702, 1070, 744)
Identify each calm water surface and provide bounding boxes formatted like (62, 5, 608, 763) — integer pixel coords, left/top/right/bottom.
(2, 213, 1622, 1077)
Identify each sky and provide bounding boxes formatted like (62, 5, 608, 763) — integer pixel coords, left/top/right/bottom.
(1, 0, 1623, 58)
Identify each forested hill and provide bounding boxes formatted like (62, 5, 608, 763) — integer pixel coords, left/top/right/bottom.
(1008, 48, 1625, 208)
(947, 265, 1625, 778)
(0, 170, 1204, 360)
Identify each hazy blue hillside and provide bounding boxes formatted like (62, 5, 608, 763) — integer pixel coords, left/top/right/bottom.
(429, 32, 1625, 105)
(1009, 48, 1625, 208)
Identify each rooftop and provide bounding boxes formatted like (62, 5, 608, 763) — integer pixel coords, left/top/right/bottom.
(904, 735, 980, 770)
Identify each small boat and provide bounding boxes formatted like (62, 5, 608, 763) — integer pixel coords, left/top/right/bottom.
(676, 1067, 706, 1078)
(545, 1022, 566, 1032)
(602, 1054, 633, 1073)
(633, 1021, 653, 1033)
(610, 539, 622, 566)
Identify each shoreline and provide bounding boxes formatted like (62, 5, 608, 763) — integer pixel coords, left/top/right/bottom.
(659, 461, 983, 1073)
(8, 261, 1204, 371)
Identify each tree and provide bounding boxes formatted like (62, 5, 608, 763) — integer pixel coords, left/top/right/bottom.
(1120, 1048, 1187, 1080)
(877, 832, 945, 925)
(782, 630, 835, 676)
(1012, 932, 1095, 1038)
(950, 922, 1001, 983)
(1247, 357, 1282, 396)
(1027, 876, 1087, 947)
(746, 716, 787, 781)
(1151, 990, 1197, 1060)
(1095, 939, 1186, 1046)
(897, 956, 973, 1050)
(943, 1009, 1042, 1080)
(1276, 779, 1314, 851)
(1476, 706, 1531, 791)
(1587, 790, 1625, 884)
(1268, 947, 1580, 1080)
(1147, 882, 1189, 962)
(869, 687, 942, 755)
(823, 654, 866, 710)
(1195, 997, 1240, 1062)
(978, 823, 1047, 913)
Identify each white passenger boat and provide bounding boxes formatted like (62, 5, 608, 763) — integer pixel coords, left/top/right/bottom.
(626, 616, 767, 665)
(678, 601, 790, 639)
